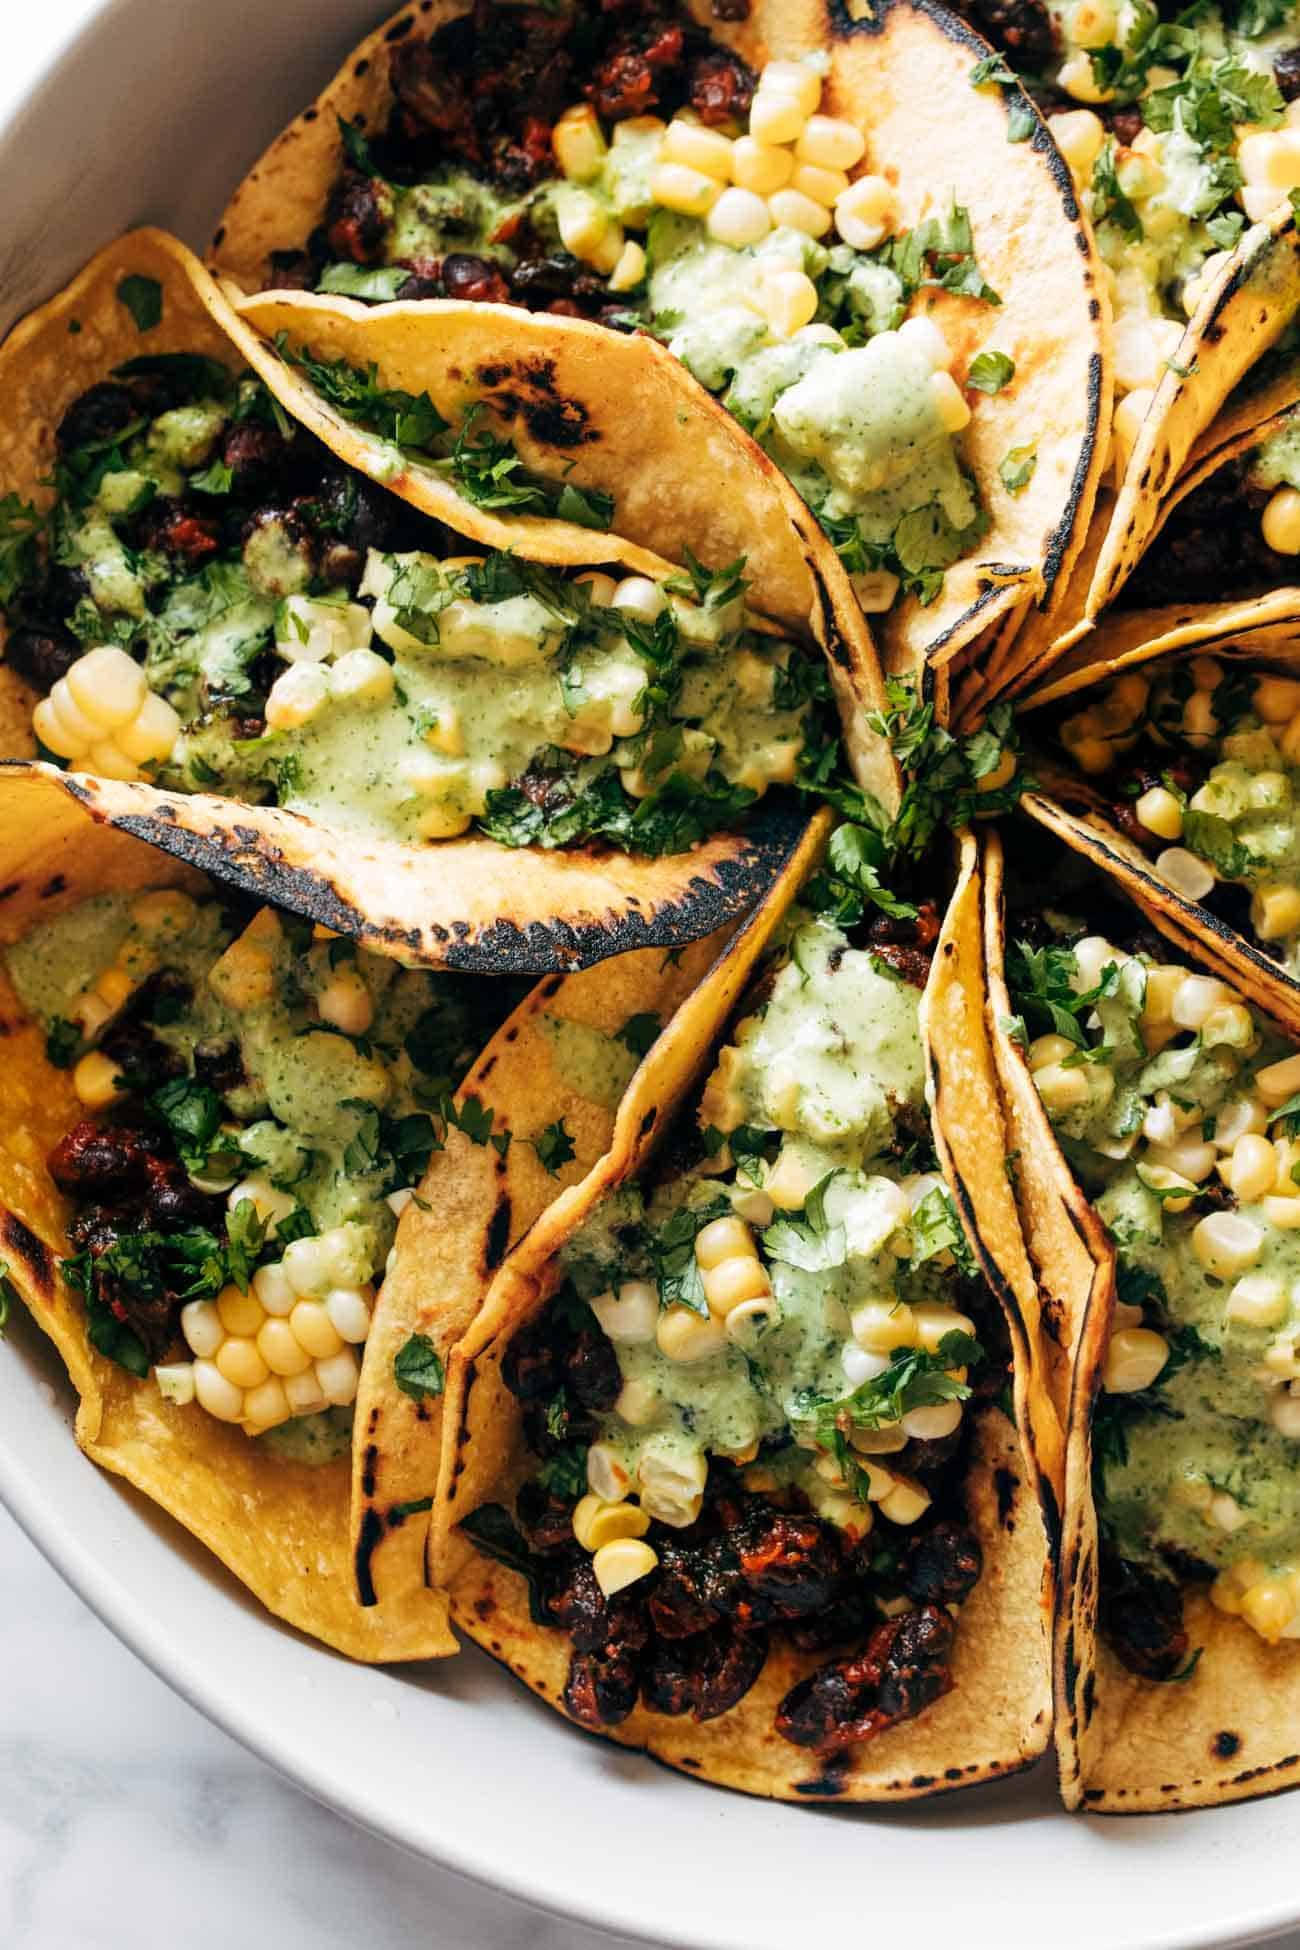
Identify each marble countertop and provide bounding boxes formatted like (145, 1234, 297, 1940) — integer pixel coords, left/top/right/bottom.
(0, 1505, 648, 1950)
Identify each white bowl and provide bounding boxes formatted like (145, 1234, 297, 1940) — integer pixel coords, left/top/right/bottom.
(3, 9, 1300, 1946)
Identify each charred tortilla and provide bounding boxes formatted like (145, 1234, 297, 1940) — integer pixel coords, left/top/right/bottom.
(0, 230, 857, 970)
(418, 823, 1051, 1800)
(210, 0, 1108, 703)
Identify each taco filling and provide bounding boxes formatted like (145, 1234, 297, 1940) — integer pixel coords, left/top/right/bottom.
(1048, 656, 1300, 974)
(3, 879, 522, 1443)
(4, 354, 826, 852)
(954, 0, 1300, 440)
(464, 908, 1004, 1749)
(254, 5, 1001, 618)
(1006, 908, 1300, 1662)
(1118, 406, 1300, 608)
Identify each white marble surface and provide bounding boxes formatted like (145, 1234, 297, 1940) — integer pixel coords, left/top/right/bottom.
(0, 1505, 650, 1950)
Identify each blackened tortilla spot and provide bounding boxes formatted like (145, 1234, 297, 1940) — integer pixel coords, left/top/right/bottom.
(1203, 321, 1225, 346)
(415, 1400, 431, 1423)
(40, 874, 66, 898)
(477, 363, 511, 388)
(1081, 1671, 1096, 1719)
(1089, 297, 1101, 321)
(794, 1765, 849, 1796)
(474, 1595, 495, 1619)
(1038, 1474, 1061, 1552)
(354, 1507, 384, 1607)
(638, 1107, 657, 1138)
(944, 1766, 965, 1781)
(0, 882, 19, 903)
(366, 1404, 380, 1436)
(1062, 1626, 1080, 1702)
(538, 976, 565, 999)
(994, 1466, 1018, 1527)
(478, 1054, 498, 1081)
(504, 1026, 519, 1043)
(385, 12, 416, 42)
(910, 1773, 935, 1788)
(355, 58, 371, 77)
(361, 1441, 378, 1499)
(678, 1755, 702, 1770)
(303, 108, 318, 125)
(1, 1211, 53, 1296)
(1214, 1731, 1241, 1760)
(212, 225, 226, 249)
(475, 357, 597, 450)
(485, 1195, 512, 1272)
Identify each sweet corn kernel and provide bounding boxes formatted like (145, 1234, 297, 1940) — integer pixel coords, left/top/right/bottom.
(1270, 1390, 1300, 1438)
(154, 1363, 195, 1407)
(117, 690, 181, 766)
(1255, 676, 1300, 722)
(702, 1255, 772, 1316)
(318, 968, 373, 1036)
(607, 239, 646, 291)
(316, 1347, 361, 1406)
(1058, 48, 1114, 101)
(592, 1537, 658, 1597)
(257, 1317, 313, 1377)
(1157, 847, 1217, 903)
(1242, 1578, 1296, 1640)
(331, 647, 396, 706)
(731, 135, 794, 195)
(902, 1400, 963, 1441)
(289, 1299, 345, 1360)
(1253, 883, 1300, 941)
(324, 1286, 373, 1344)
(591, 1281, 659, 1344)
(611, 575, 667, 623)
(662, 116, 733, 181)
(1263, 486, 1300, 555)
(265, 662, 331, 731)
(216, 1337, 270, 1391)
(572, 1493, 650, 1551)
(1135, 785, 1184, 841)
(767, 187, 832, 237)
(283, 1368, 328, 1416)
(929, 369, 972, 433)
(651, 160, 722, 217)
(193, 1359, 245, 1424)
(1192, 1210, 1264, 1278)
(792, 160, 850, 208)
(750, 90, 808, 145)
(1229, 1133, 1277, 1203)
(217, 1283, 265, 1338)
(833, 172, 894, 249)
(796, 114, 865, 171)
(181, 1300, 224, 1360)
(243, 1376, 291, 1432)
(72, 1049, 124, 1110)
(553, 102, 606, 183)
(1239, 127, 1300, 190)
(762, 267, 819, 335)
(1258, 1053, 1300, 1107)
(879, 1477, 931, 1525)
(1102, 1327, 1170, 1394)
(66, 644, 148, 729)
(33, 686, 101, 758)
(1048, 108, 1105, 177)
(656, 1304, 728, 1363)
(852, 1299, 917, 1353)
(707, 185, 771, 247)
(695, 1214, 755, 1269)
(1033, 1061, 1091, 1113)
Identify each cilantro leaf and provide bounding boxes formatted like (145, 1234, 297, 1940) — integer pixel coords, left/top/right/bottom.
(616, 1013, 662, 1060)
(1180, 809, 1255, 881)
(116, 275, 163, 333)
(967, 350, 1015, 395)
(318, 263, 411, 303)
(337, 114, 379, 176)
(0, 493, 46, 606)
(999, 443, 1037, 495)
(394, 1332, 445, 1401)
(531, 1119, 577, 1175)
(44, 1017, 81, 1070)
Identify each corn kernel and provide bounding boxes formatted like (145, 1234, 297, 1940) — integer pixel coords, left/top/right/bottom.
(663, 116, 733, 181)
(216, 1337, 270, 1391)
(792, 160, 850, 208)
(331, 647, 395, 707)
(707, 185, 771, 248)
(154, 1362, 195, 1407)
(767, 187, 832, 237)
(762, 266, 819, 335)
(731, 135, 794, 195)
(761, 61, 822, 115)
(87, 740, 140, 782)
(852, 1299, 917, 1353)
(1252, 882, 1300, 942)
(695, 1214, 755, 1269)
(1243, 1578, 1296, 1640)
(651, 160, 722, 217)
(257, 1317, 313, 1377)
(283, 1368, 328, 1416)
(1069, 0, 1117, 46)
(930, 369, 972, 434)
(1135, 785, 1184, 841)
(553, 102, 606, 183)
(290, 1299, 346, 1360)
(181, 1300, 224, 1360)
(1258, 1053, 1300, 1106)
(1102, 1327, 1170, 1394)
(656, 1304, 727, 1363)
(193, 1360, 245, 1423)
(65, 645, 147, 729)
(72, 1049, 124, 1110)
(750, 90, 807, 145)
(1058, 48, 1114, 101)
(243, 1376, 291, 1432)
(316, 1347, 361, 1406)
(1192, 1211, 1264, 1278)
(118, 690, 181, 766)
(265, 662, 331, 731)
(1229, 1133, 1277, 1203)
(592, 1537, 659, 1597)
(1048, 108, 1104, 178)
(702, 1254, 772, 1316)
(1263, 486, 1300, 556)
(879, 1477, 932, 1525)
(1240, 127, 1300, 190)
(607, 239, 646, 291)
(324, 1286, 373, 1344)
(572, 1493, 650, 1551)
(591, 1281, 659, 1344)
(318, 968, 373, 1036)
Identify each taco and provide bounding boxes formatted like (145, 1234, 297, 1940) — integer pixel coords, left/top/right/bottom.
(412, 825, 1052, 1800)
(0, 229, 850, 971)
(946, 0, 1300, 678)
(985, 823, 1300, 1811)
(0, 766, 537, 1658)
(210, 0, 1109, 693)
(1016, 646, 1300, 1039)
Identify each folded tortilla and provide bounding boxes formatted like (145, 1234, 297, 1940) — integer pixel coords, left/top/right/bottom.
(980, 826, 1300, 1811)
(0, 229, 849, 971)
(0, 768, 454, 1659)
(210, 0, 1109, 708)
(411, 822, 1052, 1800)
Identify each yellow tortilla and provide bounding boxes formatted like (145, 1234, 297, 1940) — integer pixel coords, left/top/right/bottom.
(0, 769, 453, 1660)
(421, 818, 1051, 1800)
(980, 827, 1300, 1812)
(211, 0, 1108, 704)
(0, 230, 842, 970)
(352, 923, 739, 1613)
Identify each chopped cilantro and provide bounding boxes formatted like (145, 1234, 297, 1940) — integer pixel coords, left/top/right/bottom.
(531, 1119, 577, 1175)
(116, 275, 163, 333)
(337, 114, 380, 176)
(999, 443, 1037, 495)
(44, 1016, 81, 1070)
(318, 263, 411, 304)
(275, 336, 447, 449)
(1180, 809, 1255, 881)
(793, 1330, 982, 1443)
(394, 1332, 445, 1402)
(967, 350, 1015, 395)
(0, 493, 45, 605)
(616, 1012, 662, 1060)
